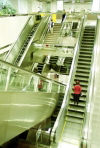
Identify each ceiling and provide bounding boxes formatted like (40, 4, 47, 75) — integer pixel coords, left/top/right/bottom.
(38, 0, 93, 2)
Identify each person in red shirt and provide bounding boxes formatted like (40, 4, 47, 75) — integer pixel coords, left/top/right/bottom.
(73, 80, 82, 105)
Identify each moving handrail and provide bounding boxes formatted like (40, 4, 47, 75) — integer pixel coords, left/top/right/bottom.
(50, 16, 85, 142)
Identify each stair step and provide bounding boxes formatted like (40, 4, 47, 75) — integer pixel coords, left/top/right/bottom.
(70, 96, 86, 102)
(70, 100, 86, 107)
(68, 105, 85, 113)
(84, 29, 95, 31)
(79, 51, 93, 55)
(64, 121, 83, 133)
(81, 40, 94, 44)
(65, 116, 84, 124)
(67, 110, 84, 118)
(80, 47, 93, 50)
(74, 77, 89, 82)
(79, 53, 92, 56)
(83, 34, 95, 37)
(75, 72, 90, 78)
(78, 58, 91, 62)
(77, 65, 91, 70)
(81, 45, 94, 48)
(77, 65, 90, 69)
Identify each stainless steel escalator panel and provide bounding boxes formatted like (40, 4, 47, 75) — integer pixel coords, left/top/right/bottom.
(0, 59, 66, 145)
(0, 92, 58, 145)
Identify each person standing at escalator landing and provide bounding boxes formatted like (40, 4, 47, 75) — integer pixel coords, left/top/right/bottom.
(73, 80, 82, 105)
(61, 9, 66, 23)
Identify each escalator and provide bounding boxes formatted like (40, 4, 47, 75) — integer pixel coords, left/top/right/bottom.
(5, 15, 50, 68)
(4, 16, 39, 66)
(0, 59, 66, 146)
(5, 15, 51, 75)
(14, 24, 38, 65)
(63, 25, 96, 145)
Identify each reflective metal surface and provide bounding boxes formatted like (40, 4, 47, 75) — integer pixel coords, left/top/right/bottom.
(0, 91, 58, 145)
(0, 59, 65, 145)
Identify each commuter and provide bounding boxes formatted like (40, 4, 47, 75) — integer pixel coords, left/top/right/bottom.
(49, 19, 54, 34)
(73, 80, 82, 105)
(61, 9, 66, 23)
(38, 79, 43, 91)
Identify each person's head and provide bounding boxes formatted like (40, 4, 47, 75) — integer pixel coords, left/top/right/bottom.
(75, 80, 80, 84)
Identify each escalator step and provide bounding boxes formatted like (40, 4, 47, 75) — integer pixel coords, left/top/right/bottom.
(65, 116, 84, 124)
(74, 77, 89, 82)
(77, 61, 91, 65)
(79, 51, 93, 55)
(69, 100, 86, 107)
(75, 73, 89, 78)
(67, 110, 84, 119)
(82, 35, 95, 38)
(80, 82, 88, 87)
(76, 70, 90, 74)
(70, 97, 86, 102)
(80, 45, 94, 48)
(77, 65, 91, 69)
(64, 121, 82, 132)
(78, 58, 91, 62)
(80, 47, 93, 50)
(68, 105, 85, 113)
(79, 54, 92, 58)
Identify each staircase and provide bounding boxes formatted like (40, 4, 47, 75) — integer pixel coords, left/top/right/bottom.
(14, 24, 38, 65)
(64, 26, 95, 143)
(44, 23, 62, 45)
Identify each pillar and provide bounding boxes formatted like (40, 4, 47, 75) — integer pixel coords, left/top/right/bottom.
(18, 0, 28, 14)
(57, 0, 63, 11)
(92, 0, 100, 12)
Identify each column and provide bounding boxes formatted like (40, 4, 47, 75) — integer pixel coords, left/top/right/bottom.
(57, 0, 63, 11)
(18, 0, 28, 14)
(92, 0, 100, 12)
